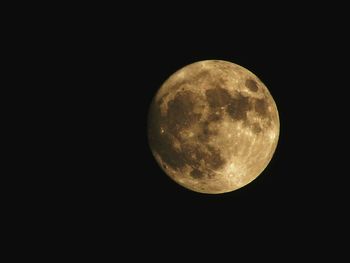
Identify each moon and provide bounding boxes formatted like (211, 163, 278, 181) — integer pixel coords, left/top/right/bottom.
(148, 60, 279, 194)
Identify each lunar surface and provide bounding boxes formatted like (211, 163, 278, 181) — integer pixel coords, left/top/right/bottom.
(148, 60, 279, 194)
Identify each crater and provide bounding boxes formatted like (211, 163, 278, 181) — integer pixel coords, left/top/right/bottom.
(245, 78, 258, 92)
(190, 169, 204, 179)
(226, 93, 251, 120)
(205, 87, 232, 108)
(251, 122, 262, 134)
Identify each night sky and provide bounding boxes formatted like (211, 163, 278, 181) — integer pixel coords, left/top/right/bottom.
(57, 3, 347, 259)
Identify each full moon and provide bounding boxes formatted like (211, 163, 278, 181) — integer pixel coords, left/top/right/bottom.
(148, 60, 279, 194)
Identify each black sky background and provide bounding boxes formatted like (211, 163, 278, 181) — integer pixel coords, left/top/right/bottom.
(49, 2, 349, 259)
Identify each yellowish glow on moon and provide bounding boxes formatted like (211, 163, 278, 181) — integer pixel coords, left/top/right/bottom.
(148, 60, 279, 194)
